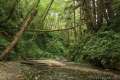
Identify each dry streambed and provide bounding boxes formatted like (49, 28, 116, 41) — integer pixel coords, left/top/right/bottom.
(0, 60, 120, 80)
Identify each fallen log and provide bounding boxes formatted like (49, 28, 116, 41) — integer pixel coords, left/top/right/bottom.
(21, 59, 66, 67)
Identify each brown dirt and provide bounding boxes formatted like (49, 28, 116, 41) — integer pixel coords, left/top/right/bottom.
(0, 62, 24, 80)
(0, 60, 120, 80)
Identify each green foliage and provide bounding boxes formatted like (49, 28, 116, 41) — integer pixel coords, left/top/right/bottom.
(35, 32, 66, 58)
(0, 0, 67, 60)
(0, 36, 9, 46)
(8, 32, 66, 60)
(69, 31, 120, 69)
(109, 0, 120, 32)
(0, 35, 9, 53)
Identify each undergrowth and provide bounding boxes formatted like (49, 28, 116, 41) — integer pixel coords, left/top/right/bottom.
(69, 31, 120, 69)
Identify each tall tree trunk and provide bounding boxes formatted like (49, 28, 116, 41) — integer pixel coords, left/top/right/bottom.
(73, 0, 77, 42)
(40, 0, 55, 29)
(104, 0, 114, 25)
(95, 0, 104, 32)
(83, 0, 94, 32)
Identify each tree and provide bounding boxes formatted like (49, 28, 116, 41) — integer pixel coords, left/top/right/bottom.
(0, 0, 40, 60)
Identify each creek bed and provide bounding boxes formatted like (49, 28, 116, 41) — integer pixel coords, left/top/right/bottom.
(22, 63, 120, 80)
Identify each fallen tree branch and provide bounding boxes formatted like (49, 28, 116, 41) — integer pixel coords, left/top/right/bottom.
(0, 26, 79, 33)
(0, 0, 40, 60)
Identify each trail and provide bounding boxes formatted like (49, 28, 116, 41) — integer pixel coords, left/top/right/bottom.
(0, 60, 120, 80)
(0, 62, 24, 80)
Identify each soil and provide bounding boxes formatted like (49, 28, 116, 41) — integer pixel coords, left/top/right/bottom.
(0, 60, 120, 80)
(0, 62, 25, 80)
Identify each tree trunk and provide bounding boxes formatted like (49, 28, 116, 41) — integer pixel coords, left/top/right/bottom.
(104, 0, 114, 25)
(95, 0, 104, 32)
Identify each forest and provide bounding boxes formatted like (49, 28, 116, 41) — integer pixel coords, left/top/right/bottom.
(0, 0, 120, 80)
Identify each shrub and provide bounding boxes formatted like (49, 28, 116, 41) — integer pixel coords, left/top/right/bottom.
(70, 31, 120, 69)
